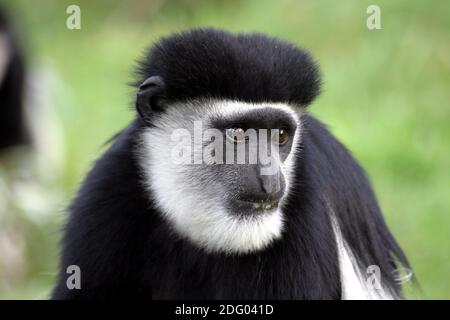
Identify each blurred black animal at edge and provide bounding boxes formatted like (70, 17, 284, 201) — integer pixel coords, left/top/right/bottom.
(0, 8, 27, 151)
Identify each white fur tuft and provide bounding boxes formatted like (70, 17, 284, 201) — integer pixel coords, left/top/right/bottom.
(332, 216, 398, 300)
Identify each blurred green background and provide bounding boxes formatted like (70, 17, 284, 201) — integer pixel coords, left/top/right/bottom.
(0, 0, 448, 299)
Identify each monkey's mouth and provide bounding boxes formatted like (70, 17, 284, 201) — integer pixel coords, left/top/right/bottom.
(232, 199, 280, 212)
(250, 200, 279, 210)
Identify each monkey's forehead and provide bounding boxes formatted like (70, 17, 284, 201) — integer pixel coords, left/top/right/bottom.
(149, 99, 302, 130)
(135, 28, 321, 107)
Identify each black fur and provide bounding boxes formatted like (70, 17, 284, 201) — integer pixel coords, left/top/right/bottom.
(52, 29, 409, 299)
(136, 29, 320, 106)
(0, 8, 27, 151)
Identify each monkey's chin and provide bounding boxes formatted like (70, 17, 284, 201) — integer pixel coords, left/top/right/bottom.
(166, 204, 285, 255)
(197, 207, 284, 255)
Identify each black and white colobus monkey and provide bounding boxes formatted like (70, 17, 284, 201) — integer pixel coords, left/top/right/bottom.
(52, 29, 410, 300)
(0, 8, 27, 151)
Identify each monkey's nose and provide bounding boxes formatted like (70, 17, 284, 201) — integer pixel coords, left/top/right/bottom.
(237, 166, 285, 203)
(259, 173, 285, 201)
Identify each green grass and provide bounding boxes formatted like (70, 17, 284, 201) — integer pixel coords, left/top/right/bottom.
(0, 0, 448, 299)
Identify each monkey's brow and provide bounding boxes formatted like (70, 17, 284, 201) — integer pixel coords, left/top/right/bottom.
(209, 109, 297, 131)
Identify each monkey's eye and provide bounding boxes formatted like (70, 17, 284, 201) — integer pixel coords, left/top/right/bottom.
(275, 128, 290, 145)
(226, 128, 247, 143)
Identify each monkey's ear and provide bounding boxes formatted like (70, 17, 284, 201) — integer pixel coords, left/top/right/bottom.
(136, 76, 166, 118)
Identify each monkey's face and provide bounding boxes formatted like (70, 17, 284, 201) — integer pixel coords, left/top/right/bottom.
(140, 99, 302, 254)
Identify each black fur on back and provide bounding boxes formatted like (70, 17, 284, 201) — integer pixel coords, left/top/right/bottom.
(52, 29, 410, 299)
(136, 29, 320, 106)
